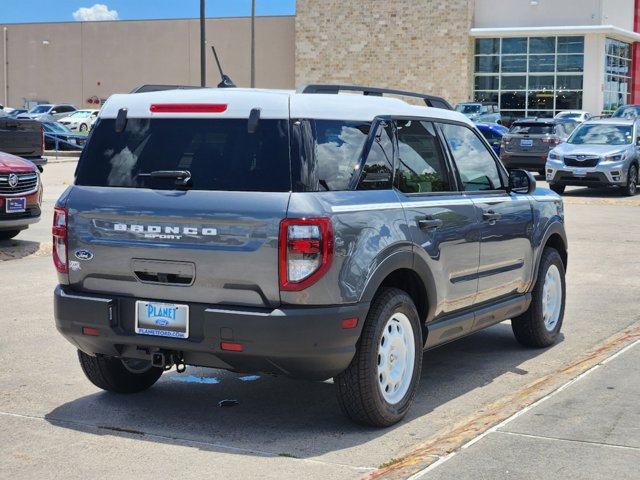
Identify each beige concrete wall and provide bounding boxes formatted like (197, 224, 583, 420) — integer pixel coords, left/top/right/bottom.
(601, 0, 636, 32)
(583, 34, 606, 115)
(474, 0, 634, 29)
(295, 0, 475, 106)
(0, 16, 295, 109)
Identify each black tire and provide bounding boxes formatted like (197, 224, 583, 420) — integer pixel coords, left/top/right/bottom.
(334, 288, 422, 427)
(78, 350, 163, 393)
(512, 247, 566, 348)
(549, 184, 565, 194)
(79, 123, 88, 132)
(0, 230, 20, 241)
(622, 164, 638, 196)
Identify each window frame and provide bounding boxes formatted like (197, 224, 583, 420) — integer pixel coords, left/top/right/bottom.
(391, 117, 458, 195)
(434, 120, 509, 194)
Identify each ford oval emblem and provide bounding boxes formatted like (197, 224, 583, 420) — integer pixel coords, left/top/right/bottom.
(155, 319, 169, 326)
(75, 249, 94, 261)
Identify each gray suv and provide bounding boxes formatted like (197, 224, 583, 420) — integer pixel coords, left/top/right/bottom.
(501, 119, 578, 174)
(53, 84, 568, 427)
(546, 118, 639, 195)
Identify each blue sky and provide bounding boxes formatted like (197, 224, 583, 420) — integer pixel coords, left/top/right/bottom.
(1, 1, 296, 24)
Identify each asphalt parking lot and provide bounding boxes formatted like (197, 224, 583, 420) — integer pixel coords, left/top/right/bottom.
(1, 159, 639, 479)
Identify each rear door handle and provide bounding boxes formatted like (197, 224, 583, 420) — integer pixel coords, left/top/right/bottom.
(483, 210, 501, 223)
(417, 216, 443, 230)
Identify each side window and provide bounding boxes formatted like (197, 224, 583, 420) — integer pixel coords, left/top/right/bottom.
(440, 123, 502, 191)
(314, 120, 371, 191)
(395, 120, 451, 193)
(357, 122, 394, 190)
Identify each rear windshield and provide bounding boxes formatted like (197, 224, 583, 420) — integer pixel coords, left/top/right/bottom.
(75, 118, 291, 192)
(455, 104, 481, 114)
(509, 123, 554, 135)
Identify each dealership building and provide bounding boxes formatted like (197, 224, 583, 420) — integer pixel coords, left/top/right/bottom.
(2, 0, 640, 121)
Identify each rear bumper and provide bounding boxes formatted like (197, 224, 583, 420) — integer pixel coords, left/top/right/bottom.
(501, 154, 548, 171)
(54, 285, 370, 380)
(24, 157, 48, 168)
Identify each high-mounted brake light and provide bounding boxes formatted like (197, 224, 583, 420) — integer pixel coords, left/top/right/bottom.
(149, 104, 228, 113)
(279, 218, 333, 291)
(52, 207, 68, 273)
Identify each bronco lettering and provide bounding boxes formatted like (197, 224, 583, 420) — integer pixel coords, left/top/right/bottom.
(113, 223, 217, 238)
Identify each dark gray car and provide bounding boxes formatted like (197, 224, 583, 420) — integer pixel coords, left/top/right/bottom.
(52, 85, 568, 427)
(501, 119, 578, 174)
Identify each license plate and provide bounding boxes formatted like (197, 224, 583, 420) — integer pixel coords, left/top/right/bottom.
(6, 197, 26, 213)
(573, 169, 586, 176)
(135, 301, 189, 338)
(520, 139, 533, 147)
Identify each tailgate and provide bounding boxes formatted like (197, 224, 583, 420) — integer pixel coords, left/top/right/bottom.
(65, 186, 290, 308)
(0, 118, 42, 158)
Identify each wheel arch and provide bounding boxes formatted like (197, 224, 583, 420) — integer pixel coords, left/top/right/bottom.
(530, 225, 568, 292)
(359, 250, 435, 340)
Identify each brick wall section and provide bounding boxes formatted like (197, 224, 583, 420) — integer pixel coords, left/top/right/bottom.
(295, 0, 474, 106)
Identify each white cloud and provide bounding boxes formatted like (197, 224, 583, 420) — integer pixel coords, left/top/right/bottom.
(73, 4, 119, 22)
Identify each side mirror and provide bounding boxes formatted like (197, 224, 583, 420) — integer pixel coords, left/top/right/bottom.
(636, 137, 640, 147)
(509, 169, 536, 194)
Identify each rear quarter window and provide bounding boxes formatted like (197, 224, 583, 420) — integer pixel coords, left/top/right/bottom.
(312, 120, 371, 191)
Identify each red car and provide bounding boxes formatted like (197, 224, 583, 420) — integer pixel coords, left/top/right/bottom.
(0, 152, 42, 240)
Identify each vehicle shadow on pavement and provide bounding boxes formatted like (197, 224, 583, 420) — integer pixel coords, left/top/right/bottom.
(43, 323, 554, 460)
(0, 240, 51, 261)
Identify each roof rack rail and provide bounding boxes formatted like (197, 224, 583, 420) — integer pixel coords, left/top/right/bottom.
(130, 84, 204, 94)
(296, 84, 452, 110)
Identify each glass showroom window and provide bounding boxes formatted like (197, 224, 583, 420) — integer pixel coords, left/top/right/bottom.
(603, 38, 632, 113)
(474, 36, 584, 123)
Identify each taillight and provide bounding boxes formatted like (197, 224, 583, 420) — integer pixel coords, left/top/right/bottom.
(542, 138, 561, 144)
(52, 207, 68, 273)
(502, 135, 511, 144)
(279, 218, 333, 291)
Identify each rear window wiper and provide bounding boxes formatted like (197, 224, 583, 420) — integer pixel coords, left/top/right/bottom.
(137, 170, 192, 187)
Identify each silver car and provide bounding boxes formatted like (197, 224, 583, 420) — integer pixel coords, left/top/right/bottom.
(546, 118, 639, 196)
(17, 103, 77, 122)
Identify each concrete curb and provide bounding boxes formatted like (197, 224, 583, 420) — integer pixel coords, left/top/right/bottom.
(367, 321, 640, 480)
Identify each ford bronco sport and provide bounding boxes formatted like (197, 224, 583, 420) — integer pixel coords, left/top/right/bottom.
(53, 84, 568, 427)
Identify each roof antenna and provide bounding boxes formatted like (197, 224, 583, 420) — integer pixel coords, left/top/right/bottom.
(211, 46, 236, 88)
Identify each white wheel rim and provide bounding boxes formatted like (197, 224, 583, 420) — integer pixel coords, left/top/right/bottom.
(542, 264, 562, 331)
(377, 312, 416, 405)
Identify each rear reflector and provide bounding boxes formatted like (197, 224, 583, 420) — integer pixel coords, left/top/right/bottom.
(220, 342, 243, 352)
(341, 318, 358, 329)
(82, 327, 100, 336)
(149, 104, 228, 113)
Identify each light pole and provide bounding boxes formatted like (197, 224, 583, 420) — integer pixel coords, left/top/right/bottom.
(200, 0, 206, 87)
(251, 0, 255, 87)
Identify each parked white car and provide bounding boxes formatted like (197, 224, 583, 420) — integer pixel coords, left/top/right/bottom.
(554, 110, 592, 123)
(58, 109, 100, 132)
